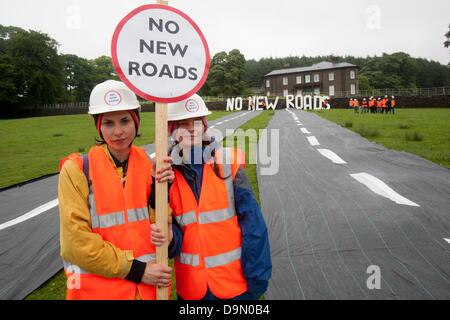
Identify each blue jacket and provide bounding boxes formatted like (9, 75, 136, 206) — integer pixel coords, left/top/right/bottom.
(174, 146, 272, 300)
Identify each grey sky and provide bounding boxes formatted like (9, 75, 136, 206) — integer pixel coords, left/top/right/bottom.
(1, 0, 449, 65)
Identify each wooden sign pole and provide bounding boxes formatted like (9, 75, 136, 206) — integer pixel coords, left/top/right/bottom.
(156, 0, 169, 301)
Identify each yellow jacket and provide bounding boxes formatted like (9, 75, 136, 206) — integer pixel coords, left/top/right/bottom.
(59, 145, 139, 279)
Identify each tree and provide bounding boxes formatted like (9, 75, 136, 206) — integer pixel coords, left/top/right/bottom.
(0, 25, 65, 105)
(89, 56, 118, 85)
(201, 49, 248, 96)
(445, 24, 450, 65)
(62, 54, 95, 102)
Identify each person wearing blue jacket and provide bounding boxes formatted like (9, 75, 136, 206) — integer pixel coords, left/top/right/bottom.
(151, 94, 272, 300)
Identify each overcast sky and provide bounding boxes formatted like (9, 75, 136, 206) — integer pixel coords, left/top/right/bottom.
(1, 0, 449, 65)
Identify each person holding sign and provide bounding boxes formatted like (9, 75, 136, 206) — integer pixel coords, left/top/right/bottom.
(151, 94, 272, 300)
(58, 80, 182, 300)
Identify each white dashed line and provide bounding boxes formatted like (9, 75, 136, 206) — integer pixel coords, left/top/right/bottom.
(0, 199, 59, 231)
(307, 136, 320, 146)
(300, 128, 311, 134)
(350, 172, 420, 207)
(317, 149, 347, 164)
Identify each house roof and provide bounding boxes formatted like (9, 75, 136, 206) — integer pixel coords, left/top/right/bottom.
(264, 61, 358, 77)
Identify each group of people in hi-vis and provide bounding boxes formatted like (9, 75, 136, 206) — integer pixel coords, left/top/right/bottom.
(58, 80, 272, 300)
(349, 96, 397, 114)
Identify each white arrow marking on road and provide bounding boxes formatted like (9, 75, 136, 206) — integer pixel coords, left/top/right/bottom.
(307, 136, 320, 146)
(300, 128, 311, 134)
(0, 199, 59, 231)
(350, 172, 420, 207)
(317, 149, 347, 164)
(444, 238, 450, 244)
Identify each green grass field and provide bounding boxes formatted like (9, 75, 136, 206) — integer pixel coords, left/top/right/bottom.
(24, 110, 273, 300)
(0, 111, 230, 190)
(314, 108, 450, 169)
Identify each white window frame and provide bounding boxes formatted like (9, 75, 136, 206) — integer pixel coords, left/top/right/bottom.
(314, 87, 321, 95)
(266, 79, 270, 88)
(314, 74, 320, 82)
(283, 89, 289, 96)
(296, 89, 302, 96)
(283, 77, 288, 86)
(350, 70, 356, 79)
(267, 91, 270, 96)
(350, 83, 356, 95)
(329, 85, 335, 96)
(305, 74, 311, 83)
(328, 72, 334, 81)
(296, 76, 302, 84)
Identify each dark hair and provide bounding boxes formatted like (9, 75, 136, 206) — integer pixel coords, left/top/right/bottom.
(93, 109, 141, 145)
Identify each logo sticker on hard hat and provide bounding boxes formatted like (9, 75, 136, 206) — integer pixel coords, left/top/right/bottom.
(104, 91, 122, 106)
(185, 99, 199, 113)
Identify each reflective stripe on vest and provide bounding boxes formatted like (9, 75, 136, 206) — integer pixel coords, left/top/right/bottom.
(89, 185, 149, 228)
(179, 248, 242, 268)
(175, 162, 235, 228)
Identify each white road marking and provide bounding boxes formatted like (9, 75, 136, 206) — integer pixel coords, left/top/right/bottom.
(0, 199, 59, 231)
(307, 136, 320, 146)
(350, 172, 420, 207)
(317, 149, 347, 164)
(444, 238, 450, 244)
(300, 128, 311, 134)
(296, 123, 303, 126)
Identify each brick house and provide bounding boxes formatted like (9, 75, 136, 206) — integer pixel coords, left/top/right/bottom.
(263, 61, 359, 97)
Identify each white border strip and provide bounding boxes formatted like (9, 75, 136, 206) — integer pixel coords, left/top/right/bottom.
(0, 199, 59, 231)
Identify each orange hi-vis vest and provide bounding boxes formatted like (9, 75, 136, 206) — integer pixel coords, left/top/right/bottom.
(353, 100, 359, 107)
(61, 145, 159, 300)
(382, 98, 387, 108)
(391, 99, 396, 107)
(369, 99, 375, 107)
(170, 148, 248, 300)
(377, 100, 382, 107)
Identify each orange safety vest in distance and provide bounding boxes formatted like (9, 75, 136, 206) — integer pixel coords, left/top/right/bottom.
(170, 148, 248, 300)
(382, 99, 387, 108)
(391, 99, 396, 107)
(369, 99, 375, 107)
(60, 145, 161, 300)
(353, 100, 359, 107)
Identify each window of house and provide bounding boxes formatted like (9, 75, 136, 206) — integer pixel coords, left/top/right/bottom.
(350, 70, 356, 79)
(283, 77, 288, 85)
(296, 76, 302, 84)
(314, 74, 320, 82)
(283, 89, 289, 96)
(296, 89, 302, 96)
(266, 79, 270, 88)
(329, 85, 335, 96)
(314, 87, 321, 95)
(329, 72, 334, 81)
(305, 75, 311, 83)
(267, 91, 270, 96)
(350, 83, 356, 95)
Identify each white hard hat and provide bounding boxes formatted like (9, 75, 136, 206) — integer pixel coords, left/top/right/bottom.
(88, 80, 140, 115)
(167, 94, 212, 121)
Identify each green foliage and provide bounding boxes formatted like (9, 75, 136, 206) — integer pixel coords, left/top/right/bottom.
(244, 53, 450, 91)
(0, 25, 65, 105)
(200, 49, 248, 96)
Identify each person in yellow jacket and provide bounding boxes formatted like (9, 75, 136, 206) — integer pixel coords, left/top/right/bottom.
(58, 80, 181, 300)
(152, 94, 272, 300)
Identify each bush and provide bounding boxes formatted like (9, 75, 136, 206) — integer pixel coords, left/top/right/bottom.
(405, 131, 423, 142)
(398, 123, 411, 129)
(52, 132, 64, 137)
(357, 126, 380, 138)
(342, 120, 353, 128)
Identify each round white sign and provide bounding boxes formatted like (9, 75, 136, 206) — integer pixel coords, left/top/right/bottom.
(112, 4, 210, 103)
